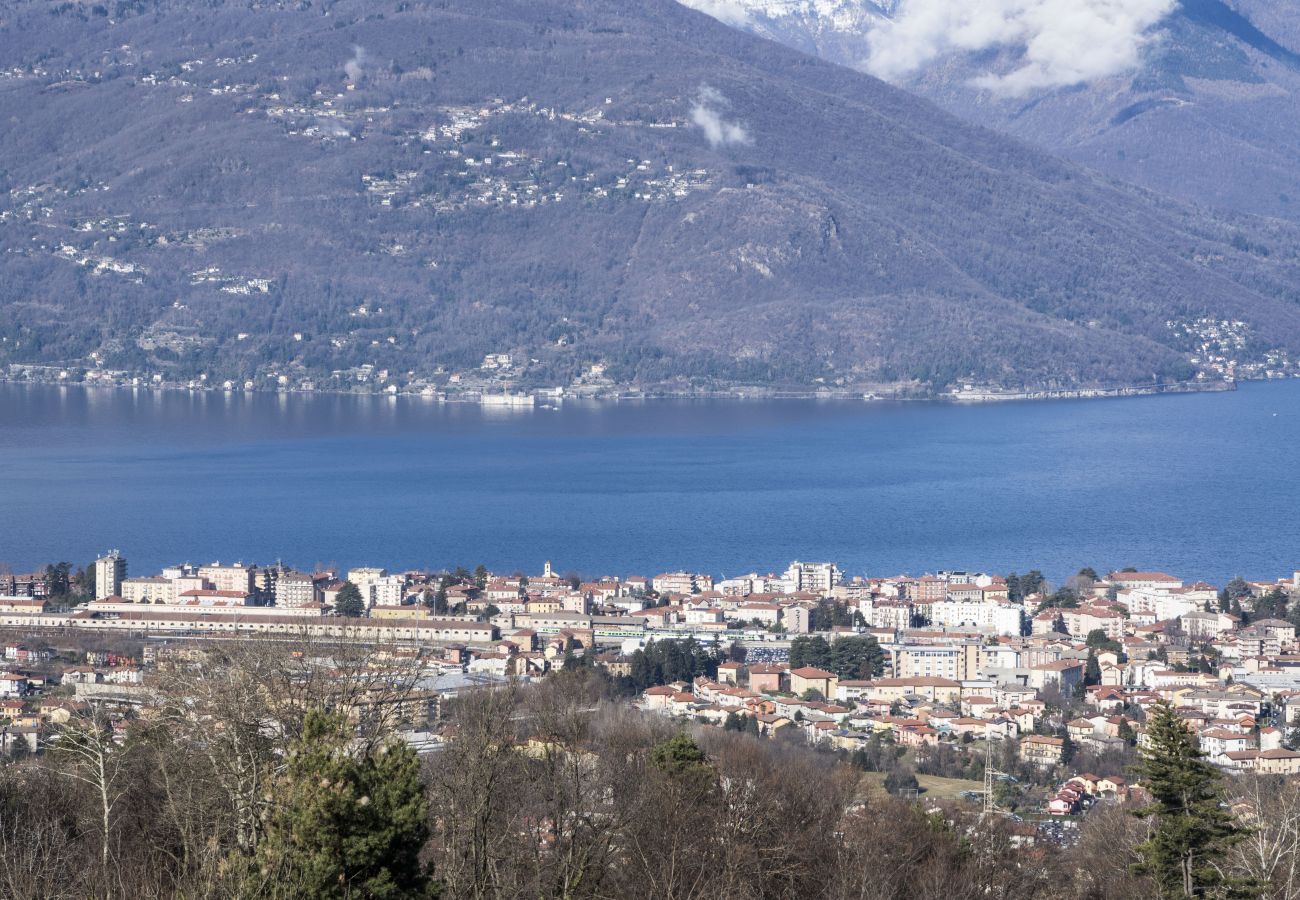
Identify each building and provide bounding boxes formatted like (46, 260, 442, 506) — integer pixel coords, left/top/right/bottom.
(789, 667, 838, 699)
(1019, 734, 1065, 767)
(346, 568, 405, 607)
(746, 664, 784, 693)
(652, 572, 711, 595)
(1108, 572, 1184, 591)
(0, 597, 50, 614)
(894, 644, 981, 681)
(198, 562, 256, 594)
(1029, 660, 1084, 694)
(121, 576, 175, 605)
(94, 551, 126, 600)
(927, 600, 1023, 636)
(275, 571, 319, 608)
(784, 561, 842, 596)
(857, 677, 962, 705)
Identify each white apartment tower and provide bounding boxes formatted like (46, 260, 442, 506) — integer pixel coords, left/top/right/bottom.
(94, 551, 127, 600)
(784, 561, 842, 596)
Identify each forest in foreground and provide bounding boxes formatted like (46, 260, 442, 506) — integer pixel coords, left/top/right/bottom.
(1, 639, 1298, 899)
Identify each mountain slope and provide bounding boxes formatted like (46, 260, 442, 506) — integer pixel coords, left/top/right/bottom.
(689, 0, 1300, 224)
(2, 0, 1300, 395)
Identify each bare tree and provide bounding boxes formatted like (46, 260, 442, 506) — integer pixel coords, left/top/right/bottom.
(48, 704, 134, 898)
(0, 765, 95, 900)
(1226, 775, 1300, 899)
(425, 680, 529, 899)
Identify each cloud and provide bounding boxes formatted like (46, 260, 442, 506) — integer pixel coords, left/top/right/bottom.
(679, 0, 753, 28)
(865, 0, 1177, 95)
(690, 85, 751, 148)
(344, 45, 366, 82)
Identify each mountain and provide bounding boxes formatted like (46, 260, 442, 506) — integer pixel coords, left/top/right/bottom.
(685, 0, 1300, 223)
(3, 0, 1300, 396)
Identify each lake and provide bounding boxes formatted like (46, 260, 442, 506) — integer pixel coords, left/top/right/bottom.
(1, 381, 1298, 585)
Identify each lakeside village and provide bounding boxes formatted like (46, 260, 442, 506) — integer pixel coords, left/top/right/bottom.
(6, 318, 1299, 404)
(5, 553, 1300, 831)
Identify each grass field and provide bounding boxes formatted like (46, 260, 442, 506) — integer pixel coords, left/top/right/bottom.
(861, 771, 984, 802)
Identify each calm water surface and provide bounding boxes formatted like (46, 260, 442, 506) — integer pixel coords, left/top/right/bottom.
(1, 382, 1298, 583)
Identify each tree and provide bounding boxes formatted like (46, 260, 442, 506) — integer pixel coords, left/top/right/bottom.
(1223, 577, 1251, 602)
(473, 564, 489, 589)
(789, 635, 832, 671)
(334, 582, 365, 618)
(50, 706, 134, 887)
(1254, 588, 1288, 621)
(430, 585, 449, 616)
(650, 732, 713, 788)
(1037, 587, 1080, 614)
(1061, 731, 1077, 766)
(1086, 628, 1123, 656)
(242, 708, 430, 898)
(1007, 570, 1045, 604)
(1131, 701, 1250, 898)
(1226, 776, 1300, 899)
(827, 635, 884, 680)
(883, 766, 919, 796)
(1085, 650, 1102, 687)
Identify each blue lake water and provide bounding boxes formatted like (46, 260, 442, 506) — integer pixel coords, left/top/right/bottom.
(1, 381, 1298, 585)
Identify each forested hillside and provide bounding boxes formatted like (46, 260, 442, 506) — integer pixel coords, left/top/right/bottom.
(4, 0, 1300, 394)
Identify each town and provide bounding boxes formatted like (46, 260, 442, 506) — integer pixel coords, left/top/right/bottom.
(5, 552, 1300, 819)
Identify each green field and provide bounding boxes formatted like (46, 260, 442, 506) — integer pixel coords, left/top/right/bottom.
(862, 771, 984, 802)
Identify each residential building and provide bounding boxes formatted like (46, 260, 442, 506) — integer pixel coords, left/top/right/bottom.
(784, 561, 842, 596)
(94, 551, 126, 600)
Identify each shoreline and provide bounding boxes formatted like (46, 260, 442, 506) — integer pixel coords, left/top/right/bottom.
(0, 371, 1258, 407)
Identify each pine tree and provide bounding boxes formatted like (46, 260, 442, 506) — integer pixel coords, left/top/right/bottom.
(245, 709, 431, 899)
(334, 581, 365, 618)
(1130, 701, 1250, 898)
(650, 732, 714, 794)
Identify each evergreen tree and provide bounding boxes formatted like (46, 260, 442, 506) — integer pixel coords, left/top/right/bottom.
(1254, 587, 1288, 620)
(883, 766, 919, 796)
(789, 635, 832, 670)
(246, 709, 431, 899)
(1085, 628, 1122, 655)
(1021, 570, 1046, 599)
(1230, 598, 1247, 626)
(828, 635, 885, 680)
(1130, 701, 1250, 898)
(651, 732, 712, 783)
(334, 581, 365, 618)
(1084, 650, 1102, 687)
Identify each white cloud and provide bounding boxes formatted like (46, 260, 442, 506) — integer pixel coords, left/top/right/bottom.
(680, 0, 753, 27)
(865, 0, 1177, 95)
(690, 85, 752, 148)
